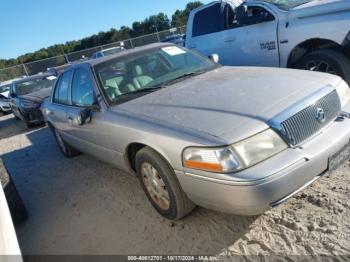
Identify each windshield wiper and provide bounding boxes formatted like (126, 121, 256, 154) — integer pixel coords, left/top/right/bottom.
(150, 70, 209, 88)
(129, 86, 164, 94)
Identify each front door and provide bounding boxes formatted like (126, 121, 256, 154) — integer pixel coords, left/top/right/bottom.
(186, 2, 226, 59)
(221, 3, 279, 67)
(64, 66, 112, 164)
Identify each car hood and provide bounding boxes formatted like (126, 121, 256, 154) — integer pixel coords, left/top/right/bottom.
(115, 67, 341, 143)
(19, 88, 52, 103)
(290, 0, 350, 18)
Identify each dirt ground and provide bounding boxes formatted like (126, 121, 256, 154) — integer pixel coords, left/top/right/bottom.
(0, 113, 349, 257)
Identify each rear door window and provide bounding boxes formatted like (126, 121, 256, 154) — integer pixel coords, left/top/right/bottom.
(53, 70, 72, 105)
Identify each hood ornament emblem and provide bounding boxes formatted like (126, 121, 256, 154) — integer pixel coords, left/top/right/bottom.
(316, 108, 326, 123)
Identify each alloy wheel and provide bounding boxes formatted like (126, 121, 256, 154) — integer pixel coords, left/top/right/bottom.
(141, 162, 170, 210)
(305, 60, 338, 75)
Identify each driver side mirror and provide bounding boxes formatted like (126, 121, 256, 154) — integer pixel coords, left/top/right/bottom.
(77, 102, 100, 126)
(78, 108, 92, 126)
(209, 54, 220, 63)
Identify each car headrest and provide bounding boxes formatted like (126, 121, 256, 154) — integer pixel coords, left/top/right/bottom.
(133, 65, 143, 76)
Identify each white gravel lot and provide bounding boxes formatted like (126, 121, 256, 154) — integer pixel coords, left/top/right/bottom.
(0, 113, 349, 258)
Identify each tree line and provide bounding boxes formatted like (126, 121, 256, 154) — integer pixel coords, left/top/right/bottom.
(0, 2, 202, 71)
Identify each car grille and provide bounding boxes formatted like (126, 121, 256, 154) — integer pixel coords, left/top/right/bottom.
(28, 110, 43, 121)
(280, 90, 341, 146)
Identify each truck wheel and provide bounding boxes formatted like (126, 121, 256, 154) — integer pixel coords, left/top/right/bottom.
(295, 49, 350, 84)
(51, 125, 81, 158)
(0, 161, 28, 225)
(135, 147, 195, 220)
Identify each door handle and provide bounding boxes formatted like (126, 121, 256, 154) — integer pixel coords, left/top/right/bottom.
(67, 116, 74, 121)
(224, 37, 236, 43)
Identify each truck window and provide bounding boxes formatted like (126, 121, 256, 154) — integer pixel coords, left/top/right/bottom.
(226, 5, 275, 29)
(225, 5, 240, 29)
(192, 3, 224, 37)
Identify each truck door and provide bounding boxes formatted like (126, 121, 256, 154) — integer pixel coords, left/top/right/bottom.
(221, 3, 279, 67)
(186, 1, 226, 59)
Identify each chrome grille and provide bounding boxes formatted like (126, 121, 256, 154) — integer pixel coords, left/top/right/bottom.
(280, 90, 341, 146)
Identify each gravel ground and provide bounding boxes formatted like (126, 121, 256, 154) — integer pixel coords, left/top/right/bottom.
(0, 113, 349, 258)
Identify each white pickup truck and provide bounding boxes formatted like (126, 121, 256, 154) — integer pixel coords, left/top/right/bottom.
(186, 0, 350, 83)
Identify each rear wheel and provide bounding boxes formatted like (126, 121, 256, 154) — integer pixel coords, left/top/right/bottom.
(51, 125, 80, 158)
(135, 147, 195, 220)
(294, 49, 350, 84)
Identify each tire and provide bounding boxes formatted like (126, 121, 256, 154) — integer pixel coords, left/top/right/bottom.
(294, 49, 350, 84)
(13, 113, 20, 120)
(135, 147, 195, 220)
(0, 161, 28, 225)
(24, 120, 33, 129)
(50, 124, 81, 158)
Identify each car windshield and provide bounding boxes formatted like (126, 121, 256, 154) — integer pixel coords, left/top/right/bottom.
(0, 85, 10, 93)
(94, 46, 218, 104)
(15, 77, 54, 96)
(263, 0, 314, 10)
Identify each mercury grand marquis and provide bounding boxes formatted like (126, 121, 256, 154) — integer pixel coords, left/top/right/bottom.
(41, 43, 350, 220)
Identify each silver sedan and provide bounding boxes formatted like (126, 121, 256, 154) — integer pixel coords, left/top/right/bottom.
(41, 43, 350, 220)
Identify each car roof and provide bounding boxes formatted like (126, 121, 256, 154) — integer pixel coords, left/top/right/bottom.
(13, 73, 54, 84)
(77, 42, 174, 68)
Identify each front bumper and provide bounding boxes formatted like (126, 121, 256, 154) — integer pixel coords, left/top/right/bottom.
(176, 108, 350, 215)
(21, 107, 44, 124)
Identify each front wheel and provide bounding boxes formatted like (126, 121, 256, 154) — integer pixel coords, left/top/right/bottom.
(13, 113, 20, 120)
(135, 147, 195, 220)
(294, 49, 350, 84)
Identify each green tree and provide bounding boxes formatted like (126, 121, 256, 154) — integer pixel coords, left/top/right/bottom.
(172, 1, 203, 27)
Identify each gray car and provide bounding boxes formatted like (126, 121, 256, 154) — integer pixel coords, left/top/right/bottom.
(41, 43, 350, 220)
(9, 74, 56, 127)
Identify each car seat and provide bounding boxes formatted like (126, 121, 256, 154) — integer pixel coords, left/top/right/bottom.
(132, 65, 153, 89)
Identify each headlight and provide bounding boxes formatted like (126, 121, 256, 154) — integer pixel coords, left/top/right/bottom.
(183, 129, 288, 173)
(20, 99, 39, 109)
(336, 80, 350, 108)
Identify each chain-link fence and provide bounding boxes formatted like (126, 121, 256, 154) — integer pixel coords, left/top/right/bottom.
(0, 26, 186, 83)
